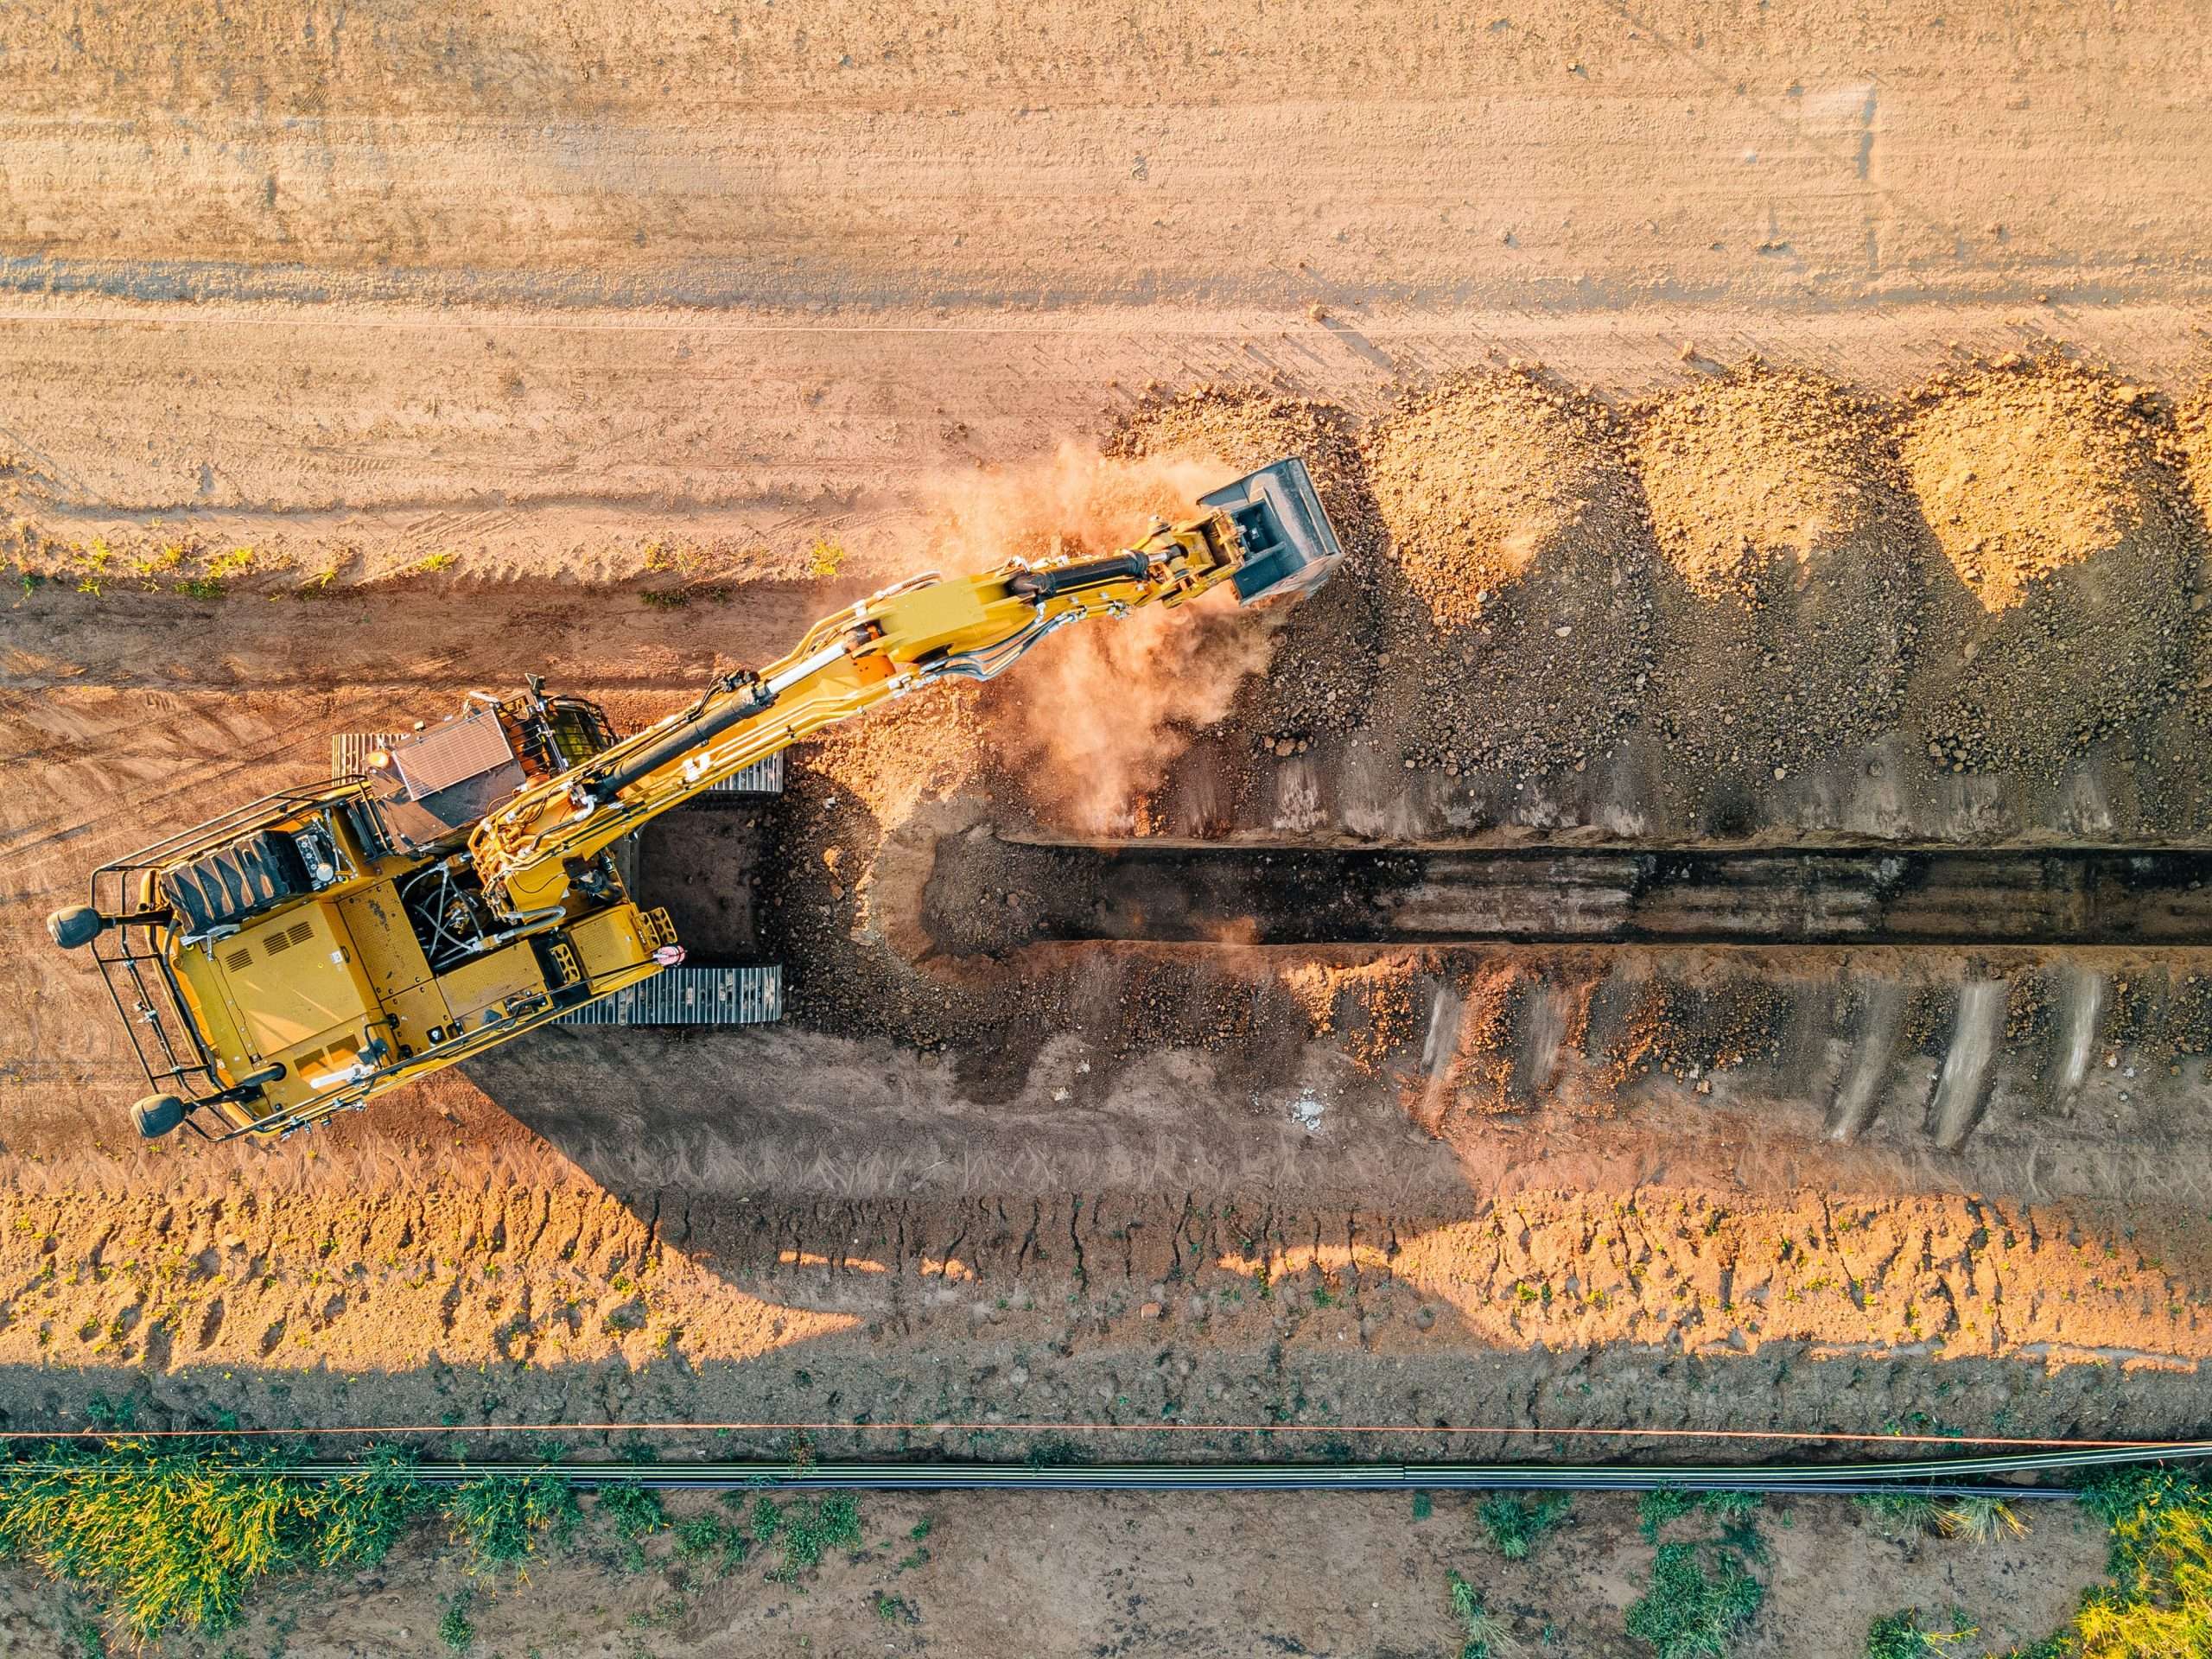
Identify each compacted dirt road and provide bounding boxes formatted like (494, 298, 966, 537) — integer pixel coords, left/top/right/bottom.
(3, 2, 2212, 1654)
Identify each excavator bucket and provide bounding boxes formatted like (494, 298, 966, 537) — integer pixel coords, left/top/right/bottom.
(1201, 457, 1347, 604)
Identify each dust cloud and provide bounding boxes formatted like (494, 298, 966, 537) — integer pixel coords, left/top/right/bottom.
(913, 443, 1282, 834)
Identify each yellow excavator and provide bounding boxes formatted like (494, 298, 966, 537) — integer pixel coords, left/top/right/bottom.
(49, 461, 1344, 1141)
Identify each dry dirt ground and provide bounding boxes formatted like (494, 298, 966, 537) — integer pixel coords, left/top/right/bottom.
(0, 1486, 2114, 1659)
(4, 1, 2212, 1654)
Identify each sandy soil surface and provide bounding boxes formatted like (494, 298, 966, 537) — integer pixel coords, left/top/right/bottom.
(4, 0, 2212, 1651)
(0, 1485, 2111, 1659)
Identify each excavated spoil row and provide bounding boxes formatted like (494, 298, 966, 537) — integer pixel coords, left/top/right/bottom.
(1101, 357, 2209, 795)
(4, 1185, 2208, 1446)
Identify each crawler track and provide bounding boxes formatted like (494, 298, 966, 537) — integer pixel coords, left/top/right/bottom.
(933, 837, 2212, 952)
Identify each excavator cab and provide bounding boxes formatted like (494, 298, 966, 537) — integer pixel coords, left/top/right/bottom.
(1202, 458, 1346, 604)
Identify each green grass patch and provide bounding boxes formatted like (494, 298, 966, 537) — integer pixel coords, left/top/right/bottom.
(1447, 1569, 1509, 1659)
(2067, 1465, 2212, 1658)
(445, 1470, 580, 1569)
(0, 1440, 430, 1641)
(743, 1491, 862, 1583)
(594, 1479, 666, 1570)
(436, 1587, 475, 1653)
(1477, 1491, 1573, 1559)
(1864, 1606, 1976, 1656)
(1855, 1491, 1943, 1541)
(1936, 1495, 2027, 1546)
(1625, 1540, 1764, 1657)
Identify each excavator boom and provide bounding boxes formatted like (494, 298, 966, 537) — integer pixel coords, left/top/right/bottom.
(48, 461, 1344, 1141)
(471, 459, 1343, 918)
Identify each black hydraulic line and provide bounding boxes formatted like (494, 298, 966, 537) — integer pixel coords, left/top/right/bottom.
(408, 1469, 2073, 1499)
(1007, 551, 1153, 600)
(581, 674, 772, 804)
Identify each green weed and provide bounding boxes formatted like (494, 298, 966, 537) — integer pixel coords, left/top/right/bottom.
(594, 1480, 666, 1571)
(806, 537, 847, 579)
(0, 1440, 395, 1639)
(675, 1513, 738, 1564)
(1638, 1487, 1699, 1542)
(1447, 1569, 1508, 1659)
(437, 1589, 475, 1653)
(746, 1491, 861, 1582)
(1937, 1497, 2027, 1547)
(446, 1471, 580, 1569)
(2068, 1465, 2212, 1658)
(1478, 1491, 1573, 1559)
(314, 1446, 436, 1567)
(1854, 1491, 1942, 1541)
(1624, 1541, 1764, 1657)
(1638, 1487, 1761, 1543)
(1863, 1607, 1975, 1656)
(60, 1606, 105, 1658)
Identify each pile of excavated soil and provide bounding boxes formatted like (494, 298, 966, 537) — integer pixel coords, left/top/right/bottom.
(1632, 367, 1919, 779)
(1360, 373, 1654, 779)
(1902, 358, 2199, 772)
(1108, 385, 1389, 740)
(1367, 373, 1623, 627)
(1637, 367, 1904, 600)
(2179, 385, 2212, 515)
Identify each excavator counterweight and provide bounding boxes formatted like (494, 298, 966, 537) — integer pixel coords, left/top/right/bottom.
(48, 461, 1344, 1141)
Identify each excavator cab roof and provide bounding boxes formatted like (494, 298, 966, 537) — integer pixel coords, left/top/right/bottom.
(1202, 457, 1347, 604)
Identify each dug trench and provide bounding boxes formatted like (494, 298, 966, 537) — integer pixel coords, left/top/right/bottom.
(924, 834, 2212, 949)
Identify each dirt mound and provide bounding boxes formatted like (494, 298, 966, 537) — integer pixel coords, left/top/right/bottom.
(1638, 367, 1897, 598)
(2177, 384, 2212, 524)
(1632, 368, 1919, 779)
(1902, 359, 2199, 772)
(1360, 372, 1654, 779)
(1904, 358, 2172, 609)
(1367, 374, 1622, 627)
(1109, 386, 1388, 740)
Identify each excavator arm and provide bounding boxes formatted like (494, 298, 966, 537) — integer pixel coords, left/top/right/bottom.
(468, 458, 1345, 920)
